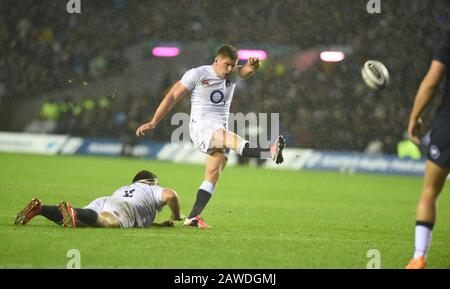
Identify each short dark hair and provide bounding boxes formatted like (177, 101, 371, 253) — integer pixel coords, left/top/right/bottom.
(217, 44, 238, 61)
(132, 170, 158, 184)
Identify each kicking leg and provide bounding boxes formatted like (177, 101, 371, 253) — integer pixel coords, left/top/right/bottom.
(211, 128, 285, 164)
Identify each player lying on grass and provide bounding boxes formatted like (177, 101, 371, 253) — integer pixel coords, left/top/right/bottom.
(14, 170, 183, 228)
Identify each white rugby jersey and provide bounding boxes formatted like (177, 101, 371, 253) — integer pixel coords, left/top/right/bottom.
(180, 65, 242, 124)
(110, 182, 165, 228)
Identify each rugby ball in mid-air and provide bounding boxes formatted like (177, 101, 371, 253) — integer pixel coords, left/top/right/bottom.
(361, 60, 390, 90)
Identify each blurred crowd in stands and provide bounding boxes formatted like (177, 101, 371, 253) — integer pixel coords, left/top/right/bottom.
(1, 0, 449, 153)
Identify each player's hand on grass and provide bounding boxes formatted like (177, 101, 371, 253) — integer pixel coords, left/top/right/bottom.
(136, 122, 156, 137)
(162, 219, 175, 227)
(408, 117, 423, 145)
(153, 219, 175, 227)
(170, 214, 185, 222)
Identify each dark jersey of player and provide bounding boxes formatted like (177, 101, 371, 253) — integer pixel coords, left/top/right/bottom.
(433, 30, 450, 117)
(428, 30, 450, 167)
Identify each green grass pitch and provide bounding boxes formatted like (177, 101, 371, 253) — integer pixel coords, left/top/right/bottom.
(0, 152, 449, 268)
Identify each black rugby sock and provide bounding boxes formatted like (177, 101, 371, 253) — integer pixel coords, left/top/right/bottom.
(241, 143, 269, 158)
(416, 221, 434, 230)
(74, 208, 98, 226)
(40, 205, 63, 224)
(188, 189, 212, 219)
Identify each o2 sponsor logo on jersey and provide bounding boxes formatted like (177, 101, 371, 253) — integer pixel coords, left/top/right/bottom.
(429, 145, 440, 159)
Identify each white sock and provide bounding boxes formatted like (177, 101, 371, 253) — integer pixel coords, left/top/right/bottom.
(237, 140, 248, 156)
(199, 180, 215, 194)
(413, 225, 433, 259)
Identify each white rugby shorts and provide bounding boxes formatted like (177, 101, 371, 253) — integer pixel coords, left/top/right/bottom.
(84, 197, 135, 228)
(189, 118, 230, 158)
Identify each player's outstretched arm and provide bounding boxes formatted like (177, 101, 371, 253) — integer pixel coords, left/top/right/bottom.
(408, 60, 446, 145)
(135, 81, 189, 137)
(162, 189, 184, 221)
(238, 56, 261, 79)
